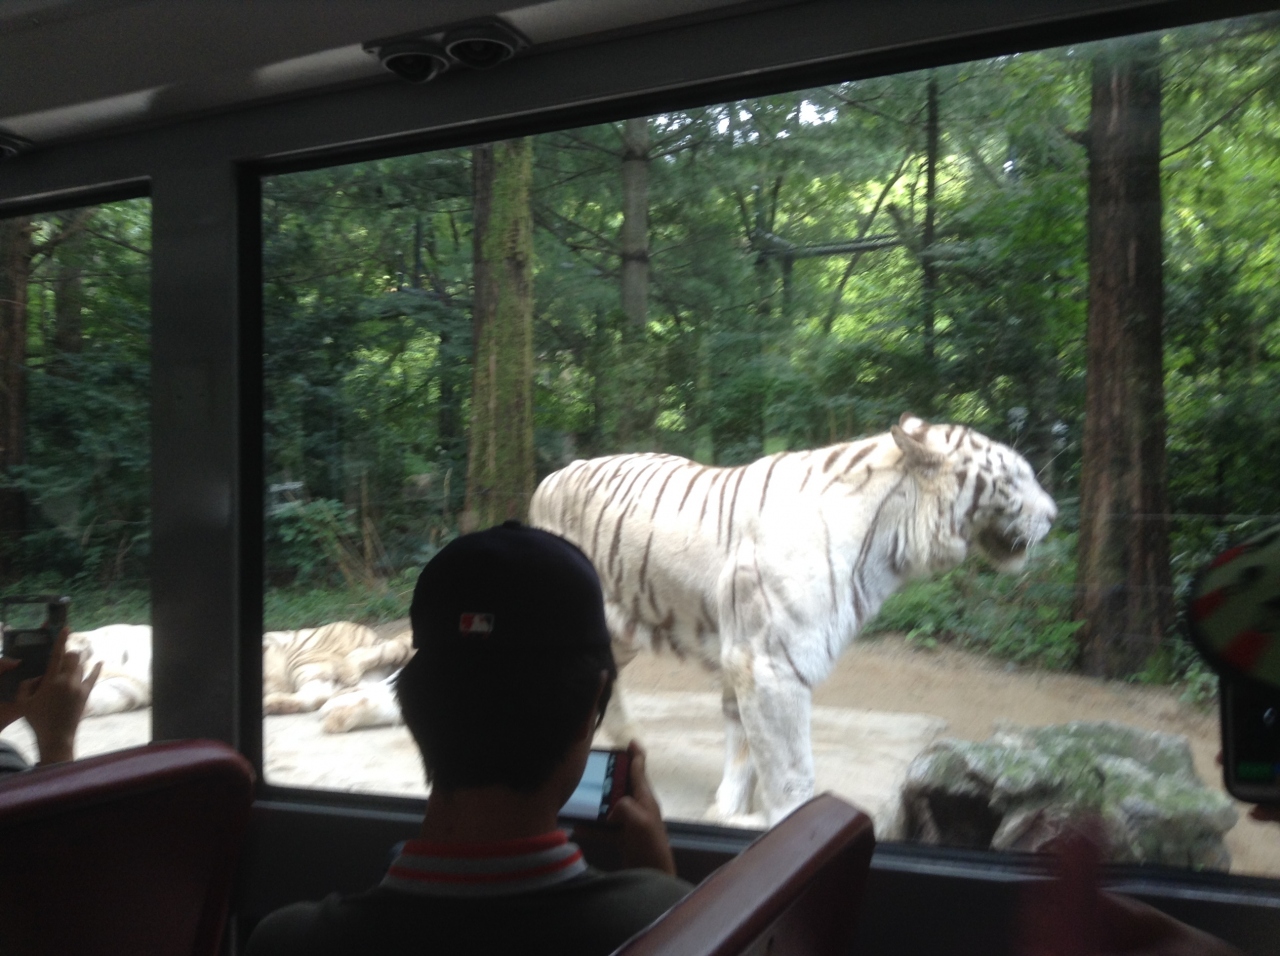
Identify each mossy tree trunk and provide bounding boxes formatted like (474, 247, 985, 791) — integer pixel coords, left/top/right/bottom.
(1074, 37, 1172, 678)
(616, 116, 652, 450)
(464, 139, 535, 530)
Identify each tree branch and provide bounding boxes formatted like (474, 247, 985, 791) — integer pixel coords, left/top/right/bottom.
(824, 150, 913, 333)
(1161, 68, 1280, 160)
(29, 208, 98, 266)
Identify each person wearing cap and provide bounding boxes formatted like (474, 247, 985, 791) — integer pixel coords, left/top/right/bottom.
(246, 521, 692, 956)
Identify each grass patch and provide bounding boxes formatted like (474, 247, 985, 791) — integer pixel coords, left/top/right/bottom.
(0, 577, 150, 630)
(263, 569, 418, 631)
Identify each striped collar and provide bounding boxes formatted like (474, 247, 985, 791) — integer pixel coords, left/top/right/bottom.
(381, 830, 588, 898)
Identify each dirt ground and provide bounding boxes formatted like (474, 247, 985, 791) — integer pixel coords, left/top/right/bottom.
(621, 633, 1278, 876)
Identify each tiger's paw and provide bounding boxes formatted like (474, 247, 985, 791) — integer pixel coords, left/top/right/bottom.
(320, 702, 367, 734)
(319, 689, 396, 733)
(703, 805, 767, 830)
(264, 694, 308, 715)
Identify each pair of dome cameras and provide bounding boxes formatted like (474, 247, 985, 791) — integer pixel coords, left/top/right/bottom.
(367, 20, 528, 84)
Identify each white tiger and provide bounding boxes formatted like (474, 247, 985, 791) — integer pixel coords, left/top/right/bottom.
(67, 625, 153, 716)
(67, 621, 413, 721)
(264, 622, 414, 715)
(528, 414, 1057, 825)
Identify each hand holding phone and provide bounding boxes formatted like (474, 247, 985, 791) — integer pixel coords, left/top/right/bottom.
(19, 625, 100, 765)
(562, 748, 632, 820)
(564, 742, 676, 876)
(0, 596, 70, 702)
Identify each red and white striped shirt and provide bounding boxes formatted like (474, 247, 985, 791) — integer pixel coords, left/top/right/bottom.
(381, 830, 589, 898)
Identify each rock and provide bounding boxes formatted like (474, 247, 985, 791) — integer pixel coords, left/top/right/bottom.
(900, 721, 1238, 870)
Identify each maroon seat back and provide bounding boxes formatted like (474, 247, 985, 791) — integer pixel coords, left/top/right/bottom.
(0, 739, 254, 956)
(614, 794, 875, 956)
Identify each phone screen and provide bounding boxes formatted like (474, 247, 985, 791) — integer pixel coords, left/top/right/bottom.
(562, 750, 625, 820)
(0, 628, 54, 701)
(1222, 676, 1280, 802)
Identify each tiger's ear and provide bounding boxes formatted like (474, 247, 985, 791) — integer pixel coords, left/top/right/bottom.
(898, 412, 930, 436)
(892, 424, 945, 475)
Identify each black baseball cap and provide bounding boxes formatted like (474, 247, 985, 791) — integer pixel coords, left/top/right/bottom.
(409, 520, 612, 660)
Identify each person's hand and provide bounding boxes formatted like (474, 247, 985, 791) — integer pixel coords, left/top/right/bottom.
(606, 741, 677, 876)
(16, 628, 101, 766)
(1019, 827, 1238, 956)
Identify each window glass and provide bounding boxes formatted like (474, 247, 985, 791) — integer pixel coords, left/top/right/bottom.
(262, 14, 1280, 876)
(0, 199, 152, 765)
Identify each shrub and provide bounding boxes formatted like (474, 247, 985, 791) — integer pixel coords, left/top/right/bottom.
(866, 533, 1080, 670)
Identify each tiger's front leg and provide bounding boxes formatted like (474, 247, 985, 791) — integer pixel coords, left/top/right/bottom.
(715, 559, 815, 825)
(264, 679, 339, 714)
(83, 677, 149, 716)
(714, 681, 756, 819)
(337, 635, 413, 687)
(734, 650, 815, 826)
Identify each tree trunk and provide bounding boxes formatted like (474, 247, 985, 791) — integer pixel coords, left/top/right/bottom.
(616, 117, 652, 449)
(464, 139, 535, 531)
(0, 217, 33, 572)
(619, 117, 650, 332)
(52, 255, 85, 373)
(921, 74, 939, 367)
(1074, 37, 1172, 678)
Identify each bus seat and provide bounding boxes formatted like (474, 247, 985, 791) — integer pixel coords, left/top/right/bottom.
(613, 793, 875, 956)
(0, 739, 255, 956)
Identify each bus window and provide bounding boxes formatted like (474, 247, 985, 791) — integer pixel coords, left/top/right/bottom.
(0, 198, 152, 763)
(259, 11, 1280, 878)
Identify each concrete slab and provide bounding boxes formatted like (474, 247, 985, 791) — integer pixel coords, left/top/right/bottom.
(2, 692, 946, 836)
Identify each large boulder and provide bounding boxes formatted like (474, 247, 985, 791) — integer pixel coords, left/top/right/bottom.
(899, 721, 1238, 870)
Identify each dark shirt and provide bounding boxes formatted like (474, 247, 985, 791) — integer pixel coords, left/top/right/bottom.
(245, 832, 690, 956)
(246, 867, 690, 956)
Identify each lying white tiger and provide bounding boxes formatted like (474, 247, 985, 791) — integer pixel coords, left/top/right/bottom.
(530, 413, 1057, 825)
(68, 621, 413, 726)
(264, 621, 414, 717)
(67, 625, 153, 717)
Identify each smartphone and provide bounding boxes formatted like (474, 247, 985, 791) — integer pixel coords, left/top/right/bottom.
(561, 748, 632, 820)
(1221, 674, 1280, 803)
(0, 596, 70, 702)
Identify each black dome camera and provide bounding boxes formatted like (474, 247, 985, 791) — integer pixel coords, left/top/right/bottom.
(0, 131, 32, 161)
(377, 40, 449, 84)
(443, 21, 526, 69)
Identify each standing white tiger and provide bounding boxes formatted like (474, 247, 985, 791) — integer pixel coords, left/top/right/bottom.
(529, 413, 1057, 825)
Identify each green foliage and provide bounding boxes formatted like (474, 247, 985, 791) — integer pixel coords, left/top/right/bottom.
(263, 569, 418, 631)
(265, 497, 358, 586)
(14, 200, 151, 586)
(866, 534, 1082, 670)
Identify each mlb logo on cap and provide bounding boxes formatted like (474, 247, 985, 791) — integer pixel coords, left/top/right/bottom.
(410, 522, 611, 655)
(459, 613, 495, 635)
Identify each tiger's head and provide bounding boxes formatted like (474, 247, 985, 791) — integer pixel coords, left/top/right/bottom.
(892, 413, 1057, 573)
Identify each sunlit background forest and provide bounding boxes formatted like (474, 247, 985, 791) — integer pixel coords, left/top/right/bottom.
(3, 16, 1280, 701)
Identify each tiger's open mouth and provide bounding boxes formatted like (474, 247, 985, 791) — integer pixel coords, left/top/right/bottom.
(977, 526, 1030, 562)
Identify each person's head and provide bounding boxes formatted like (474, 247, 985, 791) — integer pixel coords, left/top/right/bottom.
(395, 521, 616, 794)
